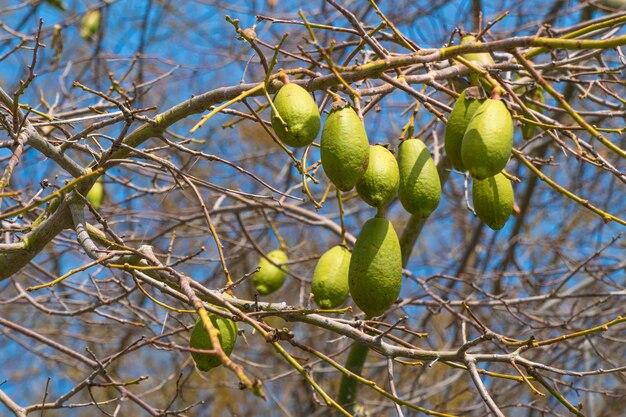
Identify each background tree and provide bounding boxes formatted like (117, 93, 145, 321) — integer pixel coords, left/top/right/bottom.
(0, 0, 625, 416)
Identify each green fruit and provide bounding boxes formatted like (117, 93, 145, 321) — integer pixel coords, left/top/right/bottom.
(444, 89, 484, 171)
(252, 249, 288, 295)
(397, 139, 441, 218)
(461, 99, 513, 180)
(461, 35, 495, 88)
(596, 0, 626, 9)
(349, 217, 402, 317)
(86, 178, 104, 209)
(472, 172, 514, 230)
(189, 315, 238, 372)
(355, 145, 399, 208)
(311, 245, 351, 309)
(271, 83, 321, 147)
(521, 87, 544, 140)
(45, 0, 65, 11)
(320, 105, 370, 191)
(461, 35, 495, 66)
(80, 9, 101, 41)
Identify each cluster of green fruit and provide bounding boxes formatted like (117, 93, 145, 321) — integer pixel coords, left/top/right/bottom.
(253, 78, 445, 320)
(444, 39, 516, 231)
(188, 63, 519, 371)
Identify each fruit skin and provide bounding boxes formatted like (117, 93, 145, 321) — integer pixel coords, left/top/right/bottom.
(596, 0, 626, 10)
(397, 139, 441, 218)
(472, 172, 514, 230)
(189, 315, 238, 372)
(80, 10, 101, 41)
(86, 178, 104, 209)
(444, 89, 484, 171)
(348, 217, 402, 317)
(320, 105, 370, 191)
(355, 145, 400, 209)
(521, 87, 544, 140)
(252, 249, 288, 295)
(271, 83, 321, 147)
(461, 35, 495, 88)
(311, 245, 351, 309)
(461, 99, 513, 180)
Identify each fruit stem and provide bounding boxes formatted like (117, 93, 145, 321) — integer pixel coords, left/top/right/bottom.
(490, 88, 502, 100)
(278, 70, 290, 85)
(326, 89, 343, 103)
(336, 189, 347, 245)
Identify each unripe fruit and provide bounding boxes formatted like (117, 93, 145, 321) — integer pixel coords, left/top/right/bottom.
(311, 245, 351, 309)
(321, 105, 370, 191)
(189, 315, 238, 372)
(356, 145, 400, 209)
(349, 217, 402, 317)
(45, 0, 65, 11)
(461, 35, 495, 88)
(444, 89, 484, 171)
(271, 83, 321, 147)
(80, 9, 101, 41)
(397, 139, 441, 218)
(252, 249, 288, 295)
(461, 99, 513, 180)
(596, 0, 626, 10)
(461, 35, 495, 66)
(472, 172, 514, 230)
(521, 87, 544, 140)
(86, 177, 104, 209)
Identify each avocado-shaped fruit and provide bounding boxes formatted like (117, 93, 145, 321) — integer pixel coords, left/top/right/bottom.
(397, 139, 441, 218)
(271, 83, 321, 147)
(349, 217, 402, 317)
(596, 0, 626, 10)
(461, 35, 495, 88)
(521, 87, 544, 140)
(252, 249, 288, 295)
(444, 89, 484, 171)
(355, 145, 400, 209)
(189, 315, 238, 372)
(311, 245, 351, 309)
(472, 172, 514, 230)
(80, 9, 101, 41)
(86, 177, 104, 209)
(461, 99, 513, 180)
(321, 105, 370, 191)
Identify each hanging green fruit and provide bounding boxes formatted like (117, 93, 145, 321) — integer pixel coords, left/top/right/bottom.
(86, 177, 104, 209)
(45, 0, 65, 11)
(521, 86, 545, 140)
(189, 315, 238, 372)
(252, 249, 288, 295)
(311, 245, 351, 309)
(271, 81, 321, 147)
(80, 9, 101, 42)
(460, 35, 495, 89)
(444, 88, 484, 171)
(349, 217, 402, 317)
(472, 172, 514, 230)
(595, 0, 626, 10)
(355, 145, 399, 209)
(397, 138, 441, 218)
(461, 98, 513, 180)
(320, 103, 370, 191)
